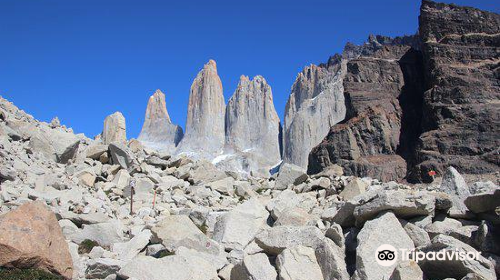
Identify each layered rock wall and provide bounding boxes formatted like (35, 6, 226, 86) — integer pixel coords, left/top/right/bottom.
(308, 37, 423, 181)
(410, 0, 500, 182)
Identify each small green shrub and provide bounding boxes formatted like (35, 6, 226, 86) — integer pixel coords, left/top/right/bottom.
(197, 223, 208, 234)
(158, 250, 175, 258)
(78, 239, 99, 254)
(0, 268, 63, 280)
(256, 188, 266, 194)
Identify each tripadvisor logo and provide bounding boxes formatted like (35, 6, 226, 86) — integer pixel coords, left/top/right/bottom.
(375, 244, 480, 267)
(375, 244, 398, 266)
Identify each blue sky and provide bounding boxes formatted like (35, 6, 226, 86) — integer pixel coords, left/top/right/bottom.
(1, 0, 498, 139)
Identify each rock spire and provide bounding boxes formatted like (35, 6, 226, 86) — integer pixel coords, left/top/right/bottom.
(225, 75, 281, 166)
(102, 112, 126, 145)
(138, 89, 183, 152)
(177, 60, 226, 158)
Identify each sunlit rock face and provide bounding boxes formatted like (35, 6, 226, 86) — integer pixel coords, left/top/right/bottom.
(102, 111, 127, 145)
(283, 55, 347, 169)
(307, 37, 421, 182)
(222, 75, 281, 174)
(176, 60, 226, 159)
(138, 89, 183, 152)
(409, 0, 500, 182)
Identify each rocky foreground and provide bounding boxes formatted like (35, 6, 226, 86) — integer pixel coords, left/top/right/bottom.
(0, 93, 499, 280)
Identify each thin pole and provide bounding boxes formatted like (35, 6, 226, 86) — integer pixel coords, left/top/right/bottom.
(153, 189, 157, 210)
(130, 179, 135, 215)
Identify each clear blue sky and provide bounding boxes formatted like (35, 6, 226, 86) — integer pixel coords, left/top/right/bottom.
(1, 0, 497, 139)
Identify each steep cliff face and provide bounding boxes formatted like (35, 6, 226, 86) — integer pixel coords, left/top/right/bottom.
(224, 75, 281, 166)
(138, 89, 183, 152)
(283, 55, 347, 169)
(409, 0, 500, 182)
(177, 60, 226, 158)
(308, 1, 499, 182)
(308, 37, 423, 182)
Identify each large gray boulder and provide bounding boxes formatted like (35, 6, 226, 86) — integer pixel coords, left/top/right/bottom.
(439, 167, 471, 214)
(255, 226, 325, 255)
(69, 220, 126, 247)
(109, 142, 133, 169)
(138, 89, 183, 152)
(256, 225, 348, 279)
(465, 189, 500, 214)
(352, 212, 414, 280)
(315, 238, 349, 280)
(177, 60, 226, 159)
(339, 178, 368, 201)
(275, 163, 308, 190)
(424, 216, 476, 243)
(213, 198, 269, 250)
(353, 190, 436, 225)
(29, 126, 80, 163)
(400, 220, 431, 248)
(419, 235, 496, 280)
(267, 189, 316, 220)
(151, 215, 220, 255)
(102, 111, 127, 145)
(112, 230, 152, 261)
(276, 245, 324, 280)
(117, 255, 218, 280)
(389, 260, 424, 280)
(85, 258, 123, 279)
(231, 253, 278, 280)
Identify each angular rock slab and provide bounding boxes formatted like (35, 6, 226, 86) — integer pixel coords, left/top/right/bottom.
(275, 163, 308, 190)
(419, 234, 496, 280)
(255, 226, 325, 255)
(112, 229, 152, 261)
(213, 198, 269, 250)
(255, 225, 348, 280)
(117, 255, 218, 280)
(267, 189, 316, 220)
(389, 260, 424, 280)
(69, 220, 126, 247)
(151, 215, 220, 255)
(0, 201, 73, 279)
(339, 178, 368, 201)
(109, 142, 134, 169)
(29, 126, 80, 164)
(353, 190, 436, 225)
(231, 253, 278, 280)
(85, 258, 123, 279)
(276, 245, 325, 280)
(315, 238, 349, 280)
(465, 189, 500, 214)
(439, 167, 471, 214)
(352, 211, 414, 280)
